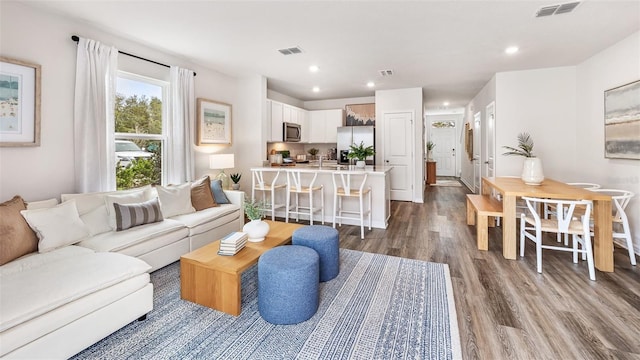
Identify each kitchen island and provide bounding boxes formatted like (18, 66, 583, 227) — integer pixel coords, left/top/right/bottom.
(249, 164, 392, 229)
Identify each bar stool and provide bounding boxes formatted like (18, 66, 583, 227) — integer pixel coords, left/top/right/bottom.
(332, 171, 371, 239)
(285, 169, 324, 225)
(251, 169, 286, 221)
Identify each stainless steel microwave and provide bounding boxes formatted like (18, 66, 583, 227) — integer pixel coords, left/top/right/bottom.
(283, 122, 301, 142)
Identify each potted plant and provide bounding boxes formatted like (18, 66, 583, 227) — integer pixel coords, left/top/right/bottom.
(242, 199, 269, 242)
(426, 141, 436, 161)
(230, 173, 241, 190)
(347, 141, 375, 168)
(307, 148, 319, 160)
(502, 132, 544, 185)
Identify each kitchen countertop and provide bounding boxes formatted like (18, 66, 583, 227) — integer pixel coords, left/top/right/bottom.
(251, 163, 392, 174)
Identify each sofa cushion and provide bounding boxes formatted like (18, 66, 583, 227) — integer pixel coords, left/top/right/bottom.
(0, 250, 151, 332)
(114, 197, 164, 231)
(0, 245, 93, 277)
(0, 196, 38, 266)
(170, 203, 240, 230)
(25, 198, 59, 210)
(210, 179, 231, 204)
(156, 182, 195, 218)
(77, 218, 186, 253)
(191, 176, 218, 211)
(20, 200, 91, 253)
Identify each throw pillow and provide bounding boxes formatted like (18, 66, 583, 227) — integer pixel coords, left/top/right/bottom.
(156, 182, 195, 218)
(0, 196, 38, 265)
(191, 176, 218, 211)
(104, 190, 147, 230)
(210, 179, 231, 204)
(26, 198, 59, 210)
(113, 197, 164, 231)
(20, 199, 91, 253)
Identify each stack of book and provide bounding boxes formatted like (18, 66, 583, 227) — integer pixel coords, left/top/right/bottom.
(217, 231, 248, 256)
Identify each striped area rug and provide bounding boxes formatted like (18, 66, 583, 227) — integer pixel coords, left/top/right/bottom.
(73, 249, 461, 359)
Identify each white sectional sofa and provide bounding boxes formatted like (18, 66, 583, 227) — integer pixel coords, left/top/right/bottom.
(0, 181, 244, 359)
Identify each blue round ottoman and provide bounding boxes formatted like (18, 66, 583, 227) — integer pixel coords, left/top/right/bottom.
(292, 225, 340, 282)
(258, 245, 319, 325)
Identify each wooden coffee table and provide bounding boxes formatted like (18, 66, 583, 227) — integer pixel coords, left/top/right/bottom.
(180, 220, 303, 316)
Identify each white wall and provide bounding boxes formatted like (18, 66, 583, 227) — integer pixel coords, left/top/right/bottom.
(266, 89, 304, 108)
(303, 96, 375, 111)
(0, 2, 258, 202)
(375, 88, 424, 202)
(575, 31, 640, 253)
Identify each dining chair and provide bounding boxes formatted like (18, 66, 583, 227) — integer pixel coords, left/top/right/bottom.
(544, 182, 600, 245)
(251, 169, 287, 221)
(332, 171, 371, 239)
(285, 169, 324, 225)
(590, 189, 635, 266)
(520, 196, 595, 281)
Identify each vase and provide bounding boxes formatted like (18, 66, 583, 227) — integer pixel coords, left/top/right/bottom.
(231, 183, 240, 190)
(355, 160, 366, 168)
(242, 219, 270, 242)
(521, 157, 544, 185)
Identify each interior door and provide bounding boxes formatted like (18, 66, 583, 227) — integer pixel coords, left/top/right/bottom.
(484, 102, 495, 179)
(383, 112, 413, 201)
(431, 124, 456, 176)
(473, 112, 482, 193)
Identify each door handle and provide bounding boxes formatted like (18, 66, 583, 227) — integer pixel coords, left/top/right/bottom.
(484, 161, 490, 164)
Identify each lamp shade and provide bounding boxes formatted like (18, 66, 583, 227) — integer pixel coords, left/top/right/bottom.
(209, 154, 235, 170)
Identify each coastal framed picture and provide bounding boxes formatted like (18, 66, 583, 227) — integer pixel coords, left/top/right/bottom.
(345, 103, 375, 126)
(196, 98, 232, 145)
(0, 57, 41, 147)
(604, 80, 640, 160)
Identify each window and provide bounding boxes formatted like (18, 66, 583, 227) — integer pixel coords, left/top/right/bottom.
(115, 72, 168, 190)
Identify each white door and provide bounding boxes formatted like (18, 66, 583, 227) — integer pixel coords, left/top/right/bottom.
(383, 112, 413, 201)
(484, 102, 496, 179)
(431, 124, 456, 176)
(473, 112, 482, 193)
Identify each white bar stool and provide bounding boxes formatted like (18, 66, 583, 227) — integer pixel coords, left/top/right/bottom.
(251, 169, 286, 221)
(285, 170, 324, 225)
(332, 171, 371, 239)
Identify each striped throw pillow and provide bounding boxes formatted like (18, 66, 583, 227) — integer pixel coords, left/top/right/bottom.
(113, 197, 164, 231)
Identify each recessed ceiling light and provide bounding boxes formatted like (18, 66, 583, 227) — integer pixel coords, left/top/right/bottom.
(309, 65, 319, 73)
(312, 86, 320, 93)
(443, 101, 450, 106)
(505, 46, 519, 55)
(367, 81, 375, 88)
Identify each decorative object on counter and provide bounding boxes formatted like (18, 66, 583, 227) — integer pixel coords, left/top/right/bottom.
(0, 57, 41, 147)
(502, 132, 544, 185)
(347, 141, 375, 168)
(307, 148, 319, 160)
(345, 103, 375, 126)
(604, 79, 640, 160)
(230, 173, 241, 190)
(242, 198, 270, 242)
(197, 98, 232, 145)
(209, 153, 235, 189)
(426, 141, 436, 161)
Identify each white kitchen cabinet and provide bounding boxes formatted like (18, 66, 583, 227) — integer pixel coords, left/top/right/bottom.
(299, 109, 309, 143)
(308, 111, 325, 143)
(270, 101, 283, 142)
(323, 109, 344, 143)
(267, 100, 310, 142)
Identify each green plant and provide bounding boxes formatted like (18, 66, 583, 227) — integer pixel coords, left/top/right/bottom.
(230, 173, 242, 184)
(347, 141, 375, 160)
(243, 199, 264, 221)
(307, 148, 319, 156)
(426, 141, 436, 151)
(502, 132, 535, 157)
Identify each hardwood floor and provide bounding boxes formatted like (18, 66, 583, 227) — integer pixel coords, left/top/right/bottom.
(329, 183, 640, 359)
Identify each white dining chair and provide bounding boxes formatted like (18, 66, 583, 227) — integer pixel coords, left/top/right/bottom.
(590, 189, 635, 266)
(520, 196, 595, 281)
(544, 182, 600, 245)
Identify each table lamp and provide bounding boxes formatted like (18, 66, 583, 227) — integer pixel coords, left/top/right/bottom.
(209, 154, 235, 189)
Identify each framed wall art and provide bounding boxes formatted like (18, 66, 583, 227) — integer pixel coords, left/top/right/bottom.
(0, 56, 41, 147)
(196, 98, 232, 145)
(345, 103, 375, 126)
(604, 80, 640, 160)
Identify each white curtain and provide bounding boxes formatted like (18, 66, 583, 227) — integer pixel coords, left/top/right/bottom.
(73, 37, 118, 192)
(167, 66, 195, 184)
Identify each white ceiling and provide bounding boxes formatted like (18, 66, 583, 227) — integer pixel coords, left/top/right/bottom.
(23, 0, 640, 110)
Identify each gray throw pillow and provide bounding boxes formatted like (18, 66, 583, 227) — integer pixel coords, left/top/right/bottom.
(113, 197, 164, 231)
(210, 179, 231, 204)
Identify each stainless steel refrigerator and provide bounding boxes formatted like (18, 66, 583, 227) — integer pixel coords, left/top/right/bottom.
(337, 126, 375, 165)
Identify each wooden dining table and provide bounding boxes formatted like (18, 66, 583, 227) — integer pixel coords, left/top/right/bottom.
(482, 177, 614, 272)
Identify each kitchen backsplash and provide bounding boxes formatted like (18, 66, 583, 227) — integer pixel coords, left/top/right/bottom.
(266, 142, 337, 160)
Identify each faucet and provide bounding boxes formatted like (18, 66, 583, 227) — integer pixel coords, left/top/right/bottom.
(318, 155, 324, 167)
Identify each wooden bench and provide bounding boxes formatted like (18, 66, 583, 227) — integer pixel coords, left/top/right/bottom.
(466, 194, 503, 251)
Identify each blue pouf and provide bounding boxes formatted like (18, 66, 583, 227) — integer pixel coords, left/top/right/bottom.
(258, 245, 319, 325)
(292, 225, 340, 282)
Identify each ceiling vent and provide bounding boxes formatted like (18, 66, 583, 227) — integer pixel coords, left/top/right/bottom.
(379, 69, 394, 76)
(535, 1, 580, 17)
(278, 46, 304, 55)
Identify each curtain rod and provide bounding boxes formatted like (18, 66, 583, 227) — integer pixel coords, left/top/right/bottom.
(71, 35, 196, 76)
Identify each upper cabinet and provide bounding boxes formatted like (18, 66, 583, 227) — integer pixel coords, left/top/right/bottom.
(267, 100, 309, 142)
(269, 100, 284, 142)
(308, 109, 344, 143)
